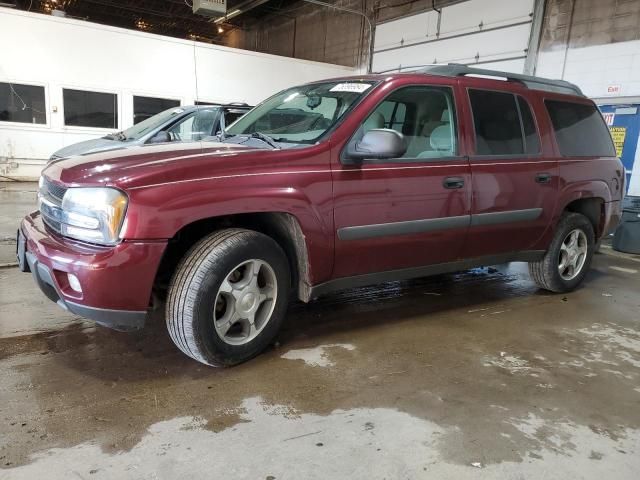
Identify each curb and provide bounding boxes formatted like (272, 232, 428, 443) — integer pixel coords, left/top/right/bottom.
(598, 244, 640, 263)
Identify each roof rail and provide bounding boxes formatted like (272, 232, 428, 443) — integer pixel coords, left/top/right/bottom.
(419, 64, 584, 97)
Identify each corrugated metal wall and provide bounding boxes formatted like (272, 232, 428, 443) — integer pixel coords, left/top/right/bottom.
(540, 0, 640, 52)
(226, 0, 368, 67)
(224, 0, 466, 68)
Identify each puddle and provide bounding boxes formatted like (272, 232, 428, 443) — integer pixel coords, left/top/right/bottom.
(281, 343, 356, 367)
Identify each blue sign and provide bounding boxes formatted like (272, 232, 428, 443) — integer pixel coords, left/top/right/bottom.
(598, 104, 640, 196)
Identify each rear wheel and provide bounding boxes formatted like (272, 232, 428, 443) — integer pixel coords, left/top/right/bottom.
(528, 212, 595, 293)
(166, 229, 291, 366)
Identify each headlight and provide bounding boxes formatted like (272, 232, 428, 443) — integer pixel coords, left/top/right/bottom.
(60, 188, 128, 245)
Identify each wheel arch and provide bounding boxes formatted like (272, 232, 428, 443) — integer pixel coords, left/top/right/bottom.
(556, 180, 612, 239)
(563, 197, 605, 238)
(153, 212, 313, 303)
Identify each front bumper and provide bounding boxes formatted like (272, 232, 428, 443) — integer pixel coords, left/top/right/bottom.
(19, 211, 167, 331)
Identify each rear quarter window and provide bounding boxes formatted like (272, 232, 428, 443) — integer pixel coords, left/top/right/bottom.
(545, 100, 615, 157)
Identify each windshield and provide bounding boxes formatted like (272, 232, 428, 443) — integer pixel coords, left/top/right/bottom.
(226, 80, 376, 144)
(117, 107, 190, 141)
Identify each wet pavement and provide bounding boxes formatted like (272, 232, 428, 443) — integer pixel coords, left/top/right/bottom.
(1, 185, 640, 479)
(0, 183, 37, 265)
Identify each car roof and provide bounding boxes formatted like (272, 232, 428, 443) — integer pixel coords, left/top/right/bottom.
(309, 64, 584, 99)
(192, 103, 252, 110)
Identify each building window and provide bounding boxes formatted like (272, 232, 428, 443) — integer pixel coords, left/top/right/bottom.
(133, 96, 180, 124)
(0, 82, 46, 124)
(63, 88, 118, 128)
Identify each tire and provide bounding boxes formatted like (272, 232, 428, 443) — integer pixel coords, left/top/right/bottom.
(166, 229, 291, 367)
(528, 212, 595, 293)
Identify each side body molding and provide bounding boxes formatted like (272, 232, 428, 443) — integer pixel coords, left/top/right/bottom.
(338, 208, 543, 241)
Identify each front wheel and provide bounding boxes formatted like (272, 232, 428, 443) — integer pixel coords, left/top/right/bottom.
(528, 212, 595, 293)
(166, 229, 291, 366)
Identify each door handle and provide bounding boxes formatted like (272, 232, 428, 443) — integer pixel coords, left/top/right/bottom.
(535, 173, 551, 184)
(443, 177, 465, 189)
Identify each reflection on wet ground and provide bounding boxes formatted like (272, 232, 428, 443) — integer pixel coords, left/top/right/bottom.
(1, 255, 639, 478)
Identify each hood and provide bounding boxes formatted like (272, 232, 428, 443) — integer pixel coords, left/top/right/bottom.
(43, 141, 268, 189)
(51, 137, 126, 159)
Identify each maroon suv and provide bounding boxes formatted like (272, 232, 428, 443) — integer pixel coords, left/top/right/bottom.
(18, 65, 623, 366)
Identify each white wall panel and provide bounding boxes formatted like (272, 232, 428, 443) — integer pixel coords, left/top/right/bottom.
(0, 9, 354, 179)
(373, 0, 534, 74)
(374, 23, 532, 73)
(537, 40, 640, 99)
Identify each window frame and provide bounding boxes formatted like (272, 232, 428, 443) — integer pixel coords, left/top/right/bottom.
(0, 79, 50, 129)
(466, 87, 543, 159)
(340, 84, 463, 165)
(61, 86, 120, 131)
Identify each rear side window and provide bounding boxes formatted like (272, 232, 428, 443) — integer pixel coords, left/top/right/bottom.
(518, 97, 541, 154)
(469, 90, 540, 156)
(545, 100, 615, 157)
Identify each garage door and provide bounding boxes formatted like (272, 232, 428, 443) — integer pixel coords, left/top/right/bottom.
(372, 0, 535, 74)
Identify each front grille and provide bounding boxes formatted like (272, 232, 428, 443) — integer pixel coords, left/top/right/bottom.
(39, 177, 67, 235)
(43, 178, 67, 203)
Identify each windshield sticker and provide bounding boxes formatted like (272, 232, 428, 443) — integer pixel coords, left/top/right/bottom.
(330, 83, 371, 93)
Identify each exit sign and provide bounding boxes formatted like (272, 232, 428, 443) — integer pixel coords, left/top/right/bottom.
(193, 0, 226, 16)
(606, 84, 622, 95)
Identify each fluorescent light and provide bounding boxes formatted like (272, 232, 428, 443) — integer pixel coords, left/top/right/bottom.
(213, 9, 242, 23)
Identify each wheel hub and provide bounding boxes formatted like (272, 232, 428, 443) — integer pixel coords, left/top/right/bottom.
(212, 259, 278, 346)
(238, 291, 258, 314)
(558, 228, 588, 281)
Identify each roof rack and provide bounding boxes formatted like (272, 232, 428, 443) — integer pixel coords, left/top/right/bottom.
(419, 64, 584, 97)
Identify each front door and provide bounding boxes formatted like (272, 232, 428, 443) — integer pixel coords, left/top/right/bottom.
(332, 83, 472, 278)
(462, 88, 558, 258)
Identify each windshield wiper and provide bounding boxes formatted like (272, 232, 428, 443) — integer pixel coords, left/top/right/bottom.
(250, 132, 280, 149)
(105, 131, 127, 141)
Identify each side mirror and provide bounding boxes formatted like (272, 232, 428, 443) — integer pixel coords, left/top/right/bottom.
(147, 131, 171, 144)
(345, 128, 407, 163)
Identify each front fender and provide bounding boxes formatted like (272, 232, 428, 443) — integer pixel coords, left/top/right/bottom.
(122, 173, 334, 283)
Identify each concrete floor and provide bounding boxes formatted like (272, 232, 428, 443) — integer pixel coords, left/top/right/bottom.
(1, 183, 640, 479)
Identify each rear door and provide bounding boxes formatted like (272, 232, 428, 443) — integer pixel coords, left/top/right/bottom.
(462, 86, 558, 258)
(332, 81, 472, 278)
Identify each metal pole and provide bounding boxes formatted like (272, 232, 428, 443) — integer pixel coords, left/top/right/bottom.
(524, 0, 546, 75)
(302, 0, 374, 73)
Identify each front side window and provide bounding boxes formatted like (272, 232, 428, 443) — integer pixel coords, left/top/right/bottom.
(120, 107, 187, 141)
(226, 81, 376, 144)
(63, 88, 117, 128)
(223, 108, 248, 126)
(545, 100, 615, 157)
(167, 108, 219, 141)
(133, 96, 180, 124)
(0, 82, 46, 124)
(357, 86, 457, 159)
